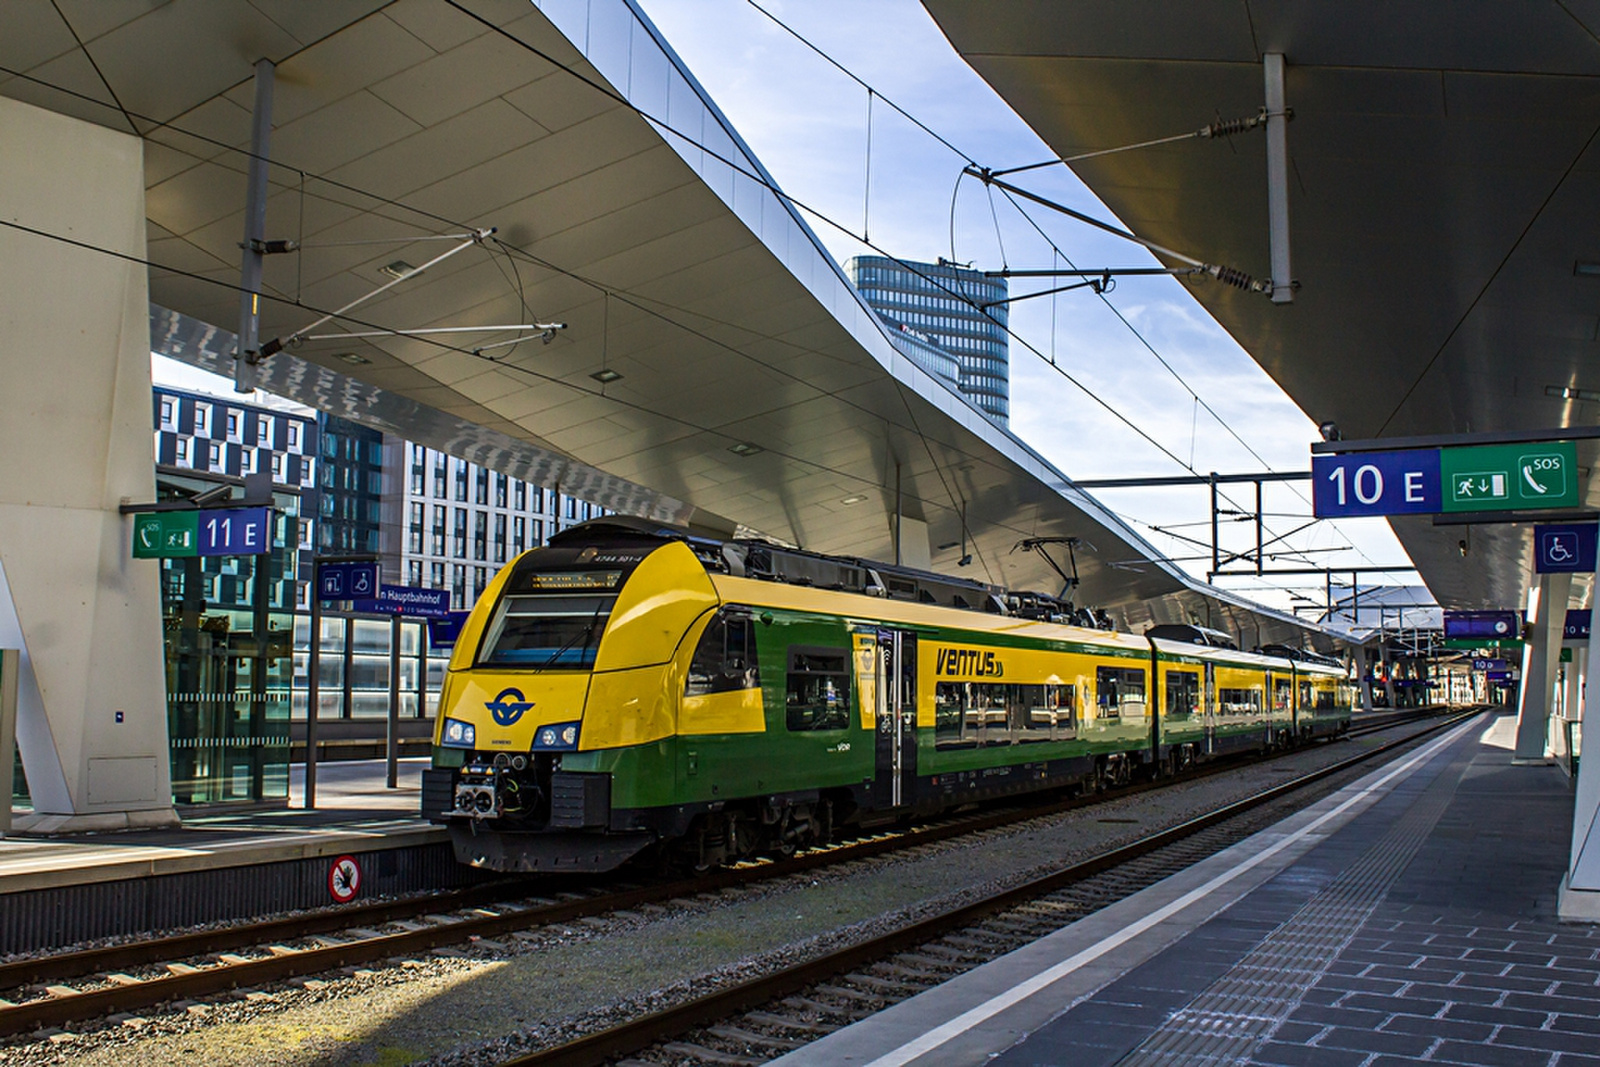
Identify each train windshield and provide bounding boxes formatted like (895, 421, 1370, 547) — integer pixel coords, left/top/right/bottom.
(478, 570, 622, 669)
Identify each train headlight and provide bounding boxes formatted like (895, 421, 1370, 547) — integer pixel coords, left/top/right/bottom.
(442, 718, 476, 748)
(532, 721, 581, 751)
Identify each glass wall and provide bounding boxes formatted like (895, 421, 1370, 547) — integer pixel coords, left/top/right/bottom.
(291, 614, 447, 720)
(9, 747, 24, 810)
(158, 475, 299, 807)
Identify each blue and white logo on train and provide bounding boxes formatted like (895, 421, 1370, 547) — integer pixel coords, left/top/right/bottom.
(486, 687, 534, 726)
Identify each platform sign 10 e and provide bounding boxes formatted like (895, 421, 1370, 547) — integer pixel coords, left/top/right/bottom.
(1312, 449, 1440, 518)
(1314, 441, 1578, 518)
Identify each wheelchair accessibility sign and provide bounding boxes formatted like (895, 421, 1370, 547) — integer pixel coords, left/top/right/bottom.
(1536, 523, 1597, 573)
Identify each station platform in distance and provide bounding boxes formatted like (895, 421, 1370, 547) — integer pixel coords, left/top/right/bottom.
(0, 759, 454, 954)
(777, 710, 1596, 1067)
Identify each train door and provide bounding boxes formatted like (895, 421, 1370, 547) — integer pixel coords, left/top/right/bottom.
(1269, 671, 1290, 747)
(875, 630, 917, 809)
(1203, 661, 1217, 755)
(1289, 666, 1302, 737)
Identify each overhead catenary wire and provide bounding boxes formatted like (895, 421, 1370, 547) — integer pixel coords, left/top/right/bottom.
(0, 214, 947, 525)
(717, 1, 1350, 569)
(19, 4, 1381, 588)
(437, 0, 1276, 533)
(469, 1, 1383, 579)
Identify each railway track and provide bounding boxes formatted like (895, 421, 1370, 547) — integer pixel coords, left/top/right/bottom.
(0, 706, 1450, 1040)
(497, 707, 1482, 1067)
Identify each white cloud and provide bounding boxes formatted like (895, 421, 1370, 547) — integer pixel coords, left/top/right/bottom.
(637, 0, 1414, 613)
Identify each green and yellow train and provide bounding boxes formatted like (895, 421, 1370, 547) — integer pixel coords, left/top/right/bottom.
(423, 519, 1353, 872)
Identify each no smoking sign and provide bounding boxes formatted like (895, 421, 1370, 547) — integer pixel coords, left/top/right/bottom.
(328, 854, 361, 903)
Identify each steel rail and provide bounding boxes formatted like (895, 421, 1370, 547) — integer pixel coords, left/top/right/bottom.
(497, 708, 1483, 1067)
(0, 708, 1442, 1036)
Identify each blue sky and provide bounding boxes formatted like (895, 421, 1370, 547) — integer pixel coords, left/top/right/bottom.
(634, 0, 1415, 615)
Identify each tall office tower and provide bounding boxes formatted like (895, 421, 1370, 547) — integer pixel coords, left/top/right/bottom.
(845, 255, 1010, 425)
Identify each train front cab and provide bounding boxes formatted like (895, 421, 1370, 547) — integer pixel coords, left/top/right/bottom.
(425, 537, 721, 872)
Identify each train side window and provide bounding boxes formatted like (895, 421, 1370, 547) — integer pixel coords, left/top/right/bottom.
(1166, 671, 1200, 718)
(685, 610, 759, 696)
(974, 682, 1012, 745)
(1217, 687, 1262, 717)
(935, 682, 971, 747)
(786, 647, 851, 731)
(1273, 677, 1293, 712)
(1014, 684, 1052, 739)
(1096, 666, 1147, 717)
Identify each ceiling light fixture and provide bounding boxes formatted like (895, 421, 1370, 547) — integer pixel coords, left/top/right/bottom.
(1546, 384, 1600, 402)
(590, 369, 622, 384)
(840, 494, 868, 505)
(728, 442, 763, 457)
(1575, 261, 1600, 277)
(378, 260, 416, 280)
(336, 352, 370, 365)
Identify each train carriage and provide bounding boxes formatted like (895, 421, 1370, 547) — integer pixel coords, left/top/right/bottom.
(423, 519, 1353, 873)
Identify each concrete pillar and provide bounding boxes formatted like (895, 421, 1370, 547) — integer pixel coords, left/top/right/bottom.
(1358, 646, 1375, 712)
(0, 96, 176, 831)
(1561, 588, 1600, 919)
(1517, 571, 1571, 763)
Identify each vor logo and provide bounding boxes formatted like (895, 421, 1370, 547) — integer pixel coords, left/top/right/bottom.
(486, 687, 534, 726)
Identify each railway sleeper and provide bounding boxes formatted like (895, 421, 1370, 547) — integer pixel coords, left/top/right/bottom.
(741, 1010, 835, 1034)
(781, 994, 871, 1019)
(705, 1024, 807, 1051)
(843, 973, 926, 996)
(661, 1039, 762, 1066)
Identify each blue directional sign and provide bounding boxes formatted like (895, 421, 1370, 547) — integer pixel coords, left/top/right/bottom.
(197, 507, 272, 557)
(1443, 610, 1522, 641)
(353, 584, 451, 618)
(427, 611, 471, 649)
(1312, 449, 1441, 518)
(1567, 609, 1592, 642)
(1535, 523, 1598, 574)
(1471, 658, 1508, 672)
(316, 561, 378, 602)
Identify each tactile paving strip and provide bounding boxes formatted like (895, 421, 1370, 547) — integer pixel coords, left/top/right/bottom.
(1114, 749, 1464, 1067)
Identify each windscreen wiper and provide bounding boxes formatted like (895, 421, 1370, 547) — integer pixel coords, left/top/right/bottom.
(532, 600, 607, 672)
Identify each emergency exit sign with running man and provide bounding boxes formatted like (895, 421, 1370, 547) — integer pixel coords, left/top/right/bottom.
(1438, 442, 1576, 512)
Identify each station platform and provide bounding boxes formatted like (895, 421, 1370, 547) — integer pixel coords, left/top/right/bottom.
(778, 709, 1592, 1067)
(0, 759, 467, 955)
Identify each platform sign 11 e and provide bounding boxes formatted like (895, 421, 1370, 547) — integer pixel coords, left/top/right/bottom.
(1439, 442, 1577, 513)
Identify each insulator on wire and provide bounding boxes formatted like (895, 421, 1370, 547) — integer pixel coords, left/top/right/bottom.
(1202, 264, 1272, 294)
(1200, 110, 1267, 139)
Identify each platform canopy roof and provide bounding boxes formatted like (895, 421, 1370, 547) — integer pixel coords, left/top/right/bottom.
(922, 0, 1600, 613)
(1, 0, 1344, 650)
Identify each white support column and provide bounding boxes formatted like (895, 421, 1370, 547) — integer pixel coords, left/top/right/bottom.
(0, 96, 176, 831)
(1561, 584, 1600, 919)
(1358, 646, 1375, 712)
(1264, 53, 1294, 304)
(1517, 571, 1571, 763)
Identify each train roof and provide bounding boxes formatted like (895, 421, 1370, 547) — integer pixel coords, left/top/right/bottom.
(545, 519, 1347, 674)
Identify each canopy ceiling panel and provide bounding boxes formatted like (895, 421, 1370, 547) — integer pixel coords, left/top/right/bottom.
(924, 0, 1600, 609)
(1, 0, 1340, 649)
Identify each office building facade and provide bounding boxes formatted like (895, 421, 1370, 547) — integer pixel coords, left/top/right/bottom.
(846, 255, 1010, 424)
(148, 385, 606, 809)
